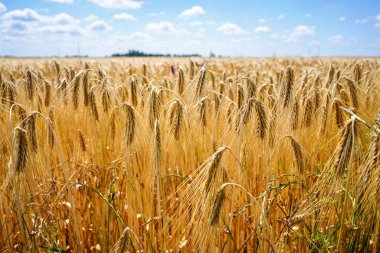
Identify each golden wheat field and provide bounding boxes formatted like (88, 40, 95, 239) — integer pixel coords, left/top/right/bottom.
(0, 57, 379, 252)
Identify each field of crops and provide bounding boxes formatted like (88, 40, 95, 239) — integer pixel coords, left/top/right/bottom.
(0, 57, 379, 252)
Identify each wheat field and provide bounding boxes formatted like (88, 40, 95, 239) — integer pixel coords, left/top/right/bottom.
(0, 57, 379, 252)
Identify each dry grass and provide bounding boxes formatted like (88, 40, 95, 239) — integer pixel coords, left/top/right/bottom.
(0, 57, 379, 252)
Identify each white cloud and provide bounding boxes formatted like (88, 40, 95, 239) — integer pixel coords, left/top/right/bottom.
(89, 0, 143, 9)
(189, 21, 203, 26)
(2, 9, 42, 23)
(282, 25, 315, 42)
(309, 40, 320, 45)
(111, 32, 151, 43)
(187, 40, 201, 46)
(254, 26, 271, 33)
(277, 14, 285, 20)
(178, 6, 206, 18)
(1, 9, 78, 25)
(305, 13, 312, 18)
(39, 25, 83, 35)
(145, 21, 189, 35)
(291, 25, 315, 37)
(0, 35, 28, 43)
(0, 9, 85, 38)
(1, 21, 33, 35)
(83, 15, 98, 22)
(375, 23, 380, 29)
(217, 23, 246, 35)
(113, 32, 151, 42)
(127, 32, 150, 41)
(45, 0, 74, 3)
(51, 13, 79, 25)
(377, 14, 380, 21)
(258, 18, 269, 23)
(113, 13, 135, 20)
(328, 34, 343, 44)
(0, 2, 7, 12)
(87, 20, 112, 31)
(230, 38, 243, 45)
(355, 19, 368, 24)
(195, 27, 205, 37)
(145, 21, 174, 32)
(339, 17, 346, 21)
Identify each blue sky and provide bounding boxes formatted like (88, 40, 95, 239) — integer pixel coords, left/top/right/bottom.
(0, 0, 379, 57)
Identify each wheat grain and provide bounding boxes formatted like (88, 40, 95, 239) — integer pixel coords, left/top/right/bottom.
(13, 127, 28, 173)
(78, 130, 86, 152)
(123, 102, 136, 146)
(205, 147, 226, 193)
(210, 185, 226, 226)
(89, 89, 99, 121)
(169, 100, 183, 140)
(332, 118, 357, 176)
(282, 66, 295, 108)
(110, 227, 130, 253)
(130, 76, 138, 106)
(27, 114, 38, 153)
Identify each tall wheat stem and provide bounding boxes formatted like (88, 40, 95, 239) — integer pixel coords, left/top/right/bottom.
(337, 118, 356, 252)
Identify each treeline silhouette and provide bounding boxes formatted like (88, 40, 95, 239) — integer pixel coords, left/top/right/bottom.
(112, 50, 201, 57)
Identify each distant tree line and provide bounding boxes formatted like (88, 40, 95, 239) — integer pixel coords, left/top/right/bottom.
(112, 50, 201, 57)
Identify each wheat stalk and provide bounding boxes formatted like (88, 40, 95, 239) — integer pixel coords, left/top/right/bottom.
(237, 84, 244, 110)
(72, 71, 83, 109)
(13, 127, 28, 173)
(78, 130, 86, 152)
(205, 147, 226, 193)
(44, 80, 51, 107)
(196, 67, 207, 97)
(189, 59, 195, 80)
(89, 89, 99, 121)
(326, 65, 335, 87)
(343, 77, 359, 109)
(281, 66, 295, 108)
(123, 102, 136, 147)
(110, 227, 130, 253)
(332, 118, 357, 176)
(109, 109, 116, 141)
(243, 97, 267, 139)
(169, 100, 183, 140)
(333, 98, 345, 128)
(59, 78, 68, 104)
(149, 88, 160, 129)
(83, 70, 90, 107)
(291, 98, 299, 130)
(209, 185, 226, 226)
(353, 63, 362, 85)
(101, 88, 111, 113)
(302, 96, 313, 127)
(130, 76, 138, 106)
(48, 108, 55, 148)
(198, 97, 207, 128)
(269, 104, 278, 148)
(283, 135, 305, 174)
(178, 67, 185, 95)
(319, 105, 328, 136)
(25, 67, 35, 101)
(27, 113, 38, 153)
(247, 78, 256, 99)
